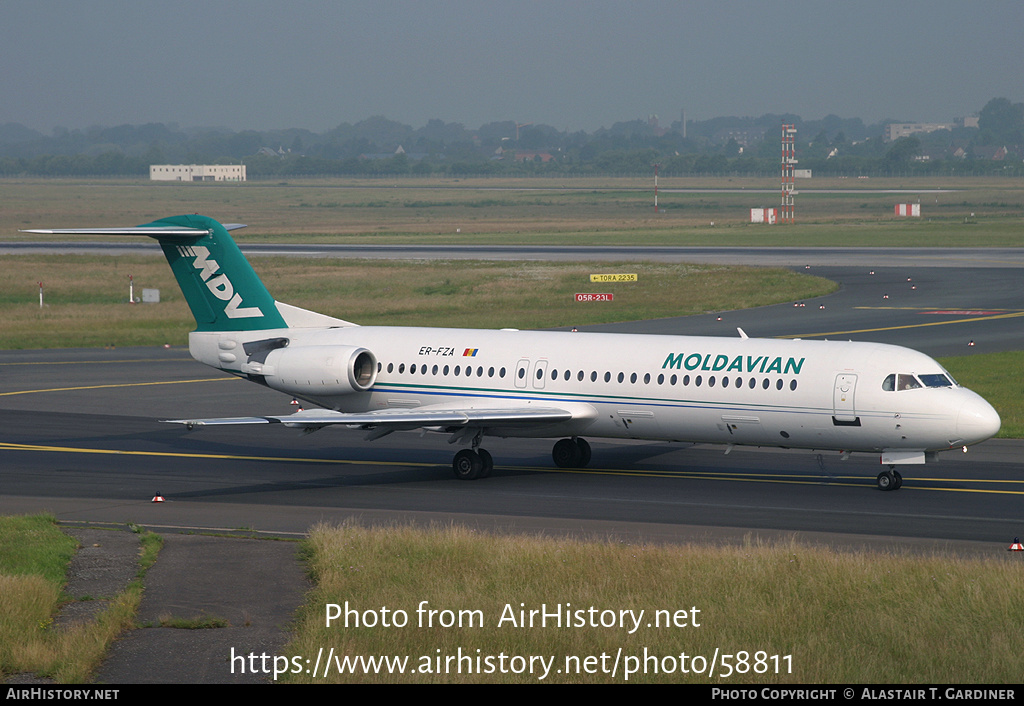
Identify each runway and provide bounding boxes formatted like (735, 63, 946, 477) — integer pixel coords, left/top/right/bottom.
(1, 246, 1022, 554)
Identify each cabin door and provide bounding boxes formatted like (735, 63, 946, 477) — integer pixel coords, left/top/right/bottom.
(531, 359, 549, 389)
(514, 359, 530, 389)
(833, 374, 859, 424)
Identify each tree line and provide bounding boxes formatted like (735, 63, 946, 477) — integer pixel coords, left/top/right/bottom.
(0, 98, 1020, 178)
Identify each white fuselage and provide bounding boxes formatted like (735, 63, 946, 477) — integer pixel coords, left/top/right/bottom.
(190, 325, 1000, 459)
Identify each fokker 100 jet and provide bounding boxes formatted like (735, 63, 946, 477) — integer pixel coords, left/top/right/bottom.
(26, 215, 1001, 491)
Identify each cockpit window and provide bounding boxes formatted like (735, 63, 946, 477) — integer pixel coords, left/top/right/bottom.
(884, 372, 953, 391)
(919, 373, 954, 388)
(897, 374, 922, 391)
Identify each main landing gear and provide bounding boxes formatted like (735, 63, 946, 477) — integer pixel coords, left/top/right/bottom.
(452, 430, 494, 480)
(452, 448, 493, 480)
(451, 437, 592, 480)
(552, 437, 591, 469)
(876, 466, 903, 491)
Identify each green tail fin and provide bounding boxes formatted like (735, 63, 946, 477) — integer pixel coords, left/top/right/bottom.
(23, 214, 293, 331)
(142, 215, 288, 332)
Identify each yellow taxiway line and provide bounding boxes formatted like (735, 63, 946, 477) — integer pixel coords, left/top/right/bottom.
(0, 377, 237, 397)
(2, 441, 1022, 495)
(777, 310, 1024, 339)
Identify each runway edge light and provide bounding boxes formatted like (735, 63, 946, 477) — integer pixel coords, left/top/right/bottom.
(151, 493, 165, 503)
(1008, 538, 1023, 552)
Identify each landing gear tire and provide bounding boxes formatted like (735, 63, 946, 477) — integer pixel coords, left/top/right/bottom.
(477, 449, 494, 479)
(552, 438, 579, 468)
(553, 437, 591, 468)
(453, 449, 483, 480)
(575, 438, 592, 467)
(877, 470, 899, 491)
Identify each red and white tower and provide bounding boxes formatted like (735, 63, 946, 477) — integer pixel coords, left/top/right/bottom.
(781, 124, 797, 224)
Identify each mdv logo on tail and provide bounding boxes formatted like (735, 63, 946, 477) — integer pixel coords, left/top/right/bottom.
(177, 244, 264, 319)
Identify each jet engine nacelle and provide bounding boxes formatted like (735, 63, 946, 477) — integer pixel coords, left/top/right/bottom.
(262, 345, 377, 396)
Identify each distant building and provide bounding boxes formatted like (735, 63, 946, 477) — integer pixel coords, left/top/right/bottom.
(648, 115, 667, 137)
(359, 145, 428, 160)
(513, 152, 554, 162)
(257, 146, 289, 157)
(150, 164, 246, 181)
(712, 127, 766, 147)
(972, 145, 1010, 161)
(884, 123, 955, 142)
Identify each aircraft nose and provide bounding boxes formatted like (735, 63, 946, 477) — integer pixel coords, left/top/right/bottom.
(957, 394, 1001, 444)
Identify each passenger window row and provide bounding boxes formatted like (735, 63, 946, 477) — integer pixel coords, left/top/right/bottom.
(378, 362, 799, 391)
(382, 362, 504, 378)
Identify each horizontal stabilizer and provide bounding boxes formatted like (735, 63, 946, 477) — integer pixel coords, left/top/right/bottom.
(20, 224, 246, 238)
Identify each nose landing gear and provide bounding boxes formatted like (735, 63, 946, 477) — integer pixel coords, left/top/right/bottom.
(877, 466, 903, 491)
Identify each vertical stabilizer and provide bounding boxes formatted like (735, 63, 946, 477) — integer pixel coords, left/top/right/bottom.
(147, 215, 287, 331)
(22, 214, 350, 331)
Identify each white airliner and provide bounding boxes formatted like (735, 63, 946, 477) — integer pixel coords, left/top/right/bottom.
(26, 215, 1001, 491)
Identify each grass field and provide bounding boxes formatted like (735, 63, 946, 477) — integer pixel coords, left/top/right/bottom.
(288, 523, 1024, 684)
(2, 176, 1023, 245)
(0, 254, 837, 348)
(0, 515, 160, 683)
(3, 516, 1022, 684)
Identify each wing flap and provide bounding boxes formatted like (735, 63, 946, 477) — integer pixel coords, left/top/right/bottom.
(166, 406, 577, 429)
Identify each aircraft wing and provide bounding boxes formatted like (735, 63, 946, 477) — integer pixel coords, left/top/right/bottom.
(165, 405, 577, 430)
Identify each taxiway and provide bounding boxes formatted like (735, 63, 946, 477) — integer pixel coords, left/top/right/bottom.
(1, 247, 1021, 553)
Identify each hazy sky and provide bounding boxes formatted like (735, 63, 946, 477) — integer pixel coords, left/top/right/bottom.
(3, 1, 1021, 134)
